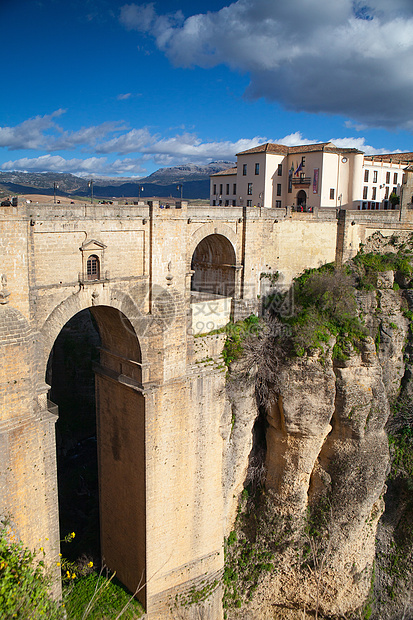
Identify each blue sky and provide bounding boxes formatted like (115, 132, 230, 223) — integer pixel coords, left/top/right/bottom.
(1, 0, 412, 178)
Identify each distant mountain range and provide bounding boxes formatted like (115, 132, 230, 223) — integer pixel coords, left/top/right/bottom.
(0, 162, 234, 200)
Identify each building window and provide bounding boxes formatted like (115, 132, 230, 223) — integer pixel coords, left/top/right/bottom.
(243, 164, 247, 176)
(330, 188, 335, 199)
(276, 184, 281, 196)
(386, 171, 390, 184)
(233, 183, 236, 195)
(301, 156, 305, 168)
(393, 187, 397, 195)
(372, 187, 377, 200)
(276, 200, 282, 208)
(225, 200, 229, 206)
(362, 202, 367, 209)
(219, 184, 223, 195)
(393, 173, 398, 185)
(364, 170, 369, 182)
(247, 200, 252, 207)
(232, 200, 236, 206)
(247, 183, 253, 195)
(213, 184, 216, 195)
(373, 171, 378, 183)
(385, 186, 389, 199)
(87, 255, 100, 281)
(363, 186, 368, 199)
(255, 163, 260, 175)
(226, 184, 229, 195)
(278, 164, 282, 176)
(212, 200, 216, 206)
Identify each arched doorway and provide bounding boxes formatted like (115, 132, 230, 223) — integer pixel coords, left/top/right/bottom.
(296, 190, 307, 211)
(191, 234, 236, 297)
(46, 305, 146, 606)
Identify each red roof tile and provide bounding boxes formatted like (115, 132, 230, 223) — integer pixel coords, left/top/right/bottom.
(237, 141, 363, 156)
(210, 167, 237, 177)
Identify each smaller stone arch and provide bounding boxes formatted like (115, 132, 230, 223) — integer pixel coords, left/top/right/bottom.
(188, 222, 238, 271)
(191, 233, 236, 297)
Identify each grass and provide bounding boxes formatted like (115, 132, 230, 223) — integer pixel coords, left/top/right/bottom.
(64, 570, 144, 619)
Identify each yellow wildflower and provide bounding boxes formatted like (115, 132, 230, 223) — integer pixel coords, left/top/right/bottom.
(88, 561, 93, 568)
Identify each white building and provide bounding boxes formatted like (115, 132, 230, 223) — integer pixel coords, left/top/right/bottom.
(210, 142, 413, 211)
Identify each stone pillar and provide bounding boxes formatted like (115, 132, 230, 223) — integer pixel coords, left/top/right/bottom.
(0, 303, 60, 593)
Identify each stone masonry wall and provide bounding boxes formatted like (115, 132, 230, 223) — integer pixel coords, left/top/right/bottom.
(2, 201, 413, 618)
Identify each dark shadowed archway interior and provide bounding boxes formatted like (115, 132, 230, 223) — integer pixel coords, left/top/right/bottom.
(191, 234, 236, 297)
(297, 190, 307, 209)
(46, 305, 146, 607)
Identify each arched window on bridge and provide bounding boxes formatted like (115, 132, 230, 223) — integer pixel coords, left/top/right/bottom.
(87, 255, 100, 280)
(191, 234, 236, 297)
(190, 234, 236, 334)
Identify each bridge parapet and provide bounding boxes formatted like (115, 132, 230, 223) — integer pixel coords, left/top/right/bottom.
(0, 202, 150, 221)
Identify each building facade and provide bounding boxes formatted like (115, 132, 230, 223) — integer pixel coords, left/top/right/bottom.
(211, 142, 413, 211)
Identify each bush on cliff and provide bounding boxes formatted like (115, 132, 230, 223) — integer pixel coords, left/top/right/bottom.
(0, 519, 63, 619)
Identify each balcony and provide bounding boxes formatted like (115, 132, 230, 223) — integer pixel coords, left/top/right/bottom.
(291, 176, 311, 186)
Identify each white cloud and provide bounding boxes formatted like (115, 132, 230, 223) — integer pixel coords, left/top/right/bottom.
(328, 136, 402, 155)
(0, 110, 65, 150)
(119, 0, 413, 130)
(119, 2, 157, 32)
(0, 114, 405, 176)
(0, 112, 126, 152)
(0, 154, 147, 177)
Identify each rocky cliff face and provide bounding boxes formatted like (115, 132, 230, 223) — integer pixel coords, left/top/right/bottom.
(223, 234, 413, 619)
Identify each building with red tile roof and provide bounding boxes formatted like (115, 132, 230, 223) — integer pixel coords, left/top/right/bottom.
(211, 142, 413, 211)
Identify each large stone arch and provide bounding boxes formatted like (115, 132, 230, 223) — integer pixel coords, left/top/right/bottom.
(39, 285, 149, 375)
(43, 292, 147, 607)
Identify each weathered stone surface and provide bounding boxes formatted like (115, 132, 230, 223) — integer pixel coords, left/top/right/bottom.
(265, 348, 336, 515)
(221, 379, 258, 532)
(230, 333, 397, 618)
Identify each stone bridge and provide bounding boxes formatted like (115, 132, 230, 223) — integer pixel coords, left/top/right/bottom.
(0, 199, 410, 618)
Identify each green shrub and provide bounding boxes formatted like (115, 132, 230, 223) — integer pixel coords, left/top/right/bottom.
(283, 266, 366, 357)
(353, 251, 412, 290)
(0, 520, 64, 619)
(222, 315, 261, 367)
